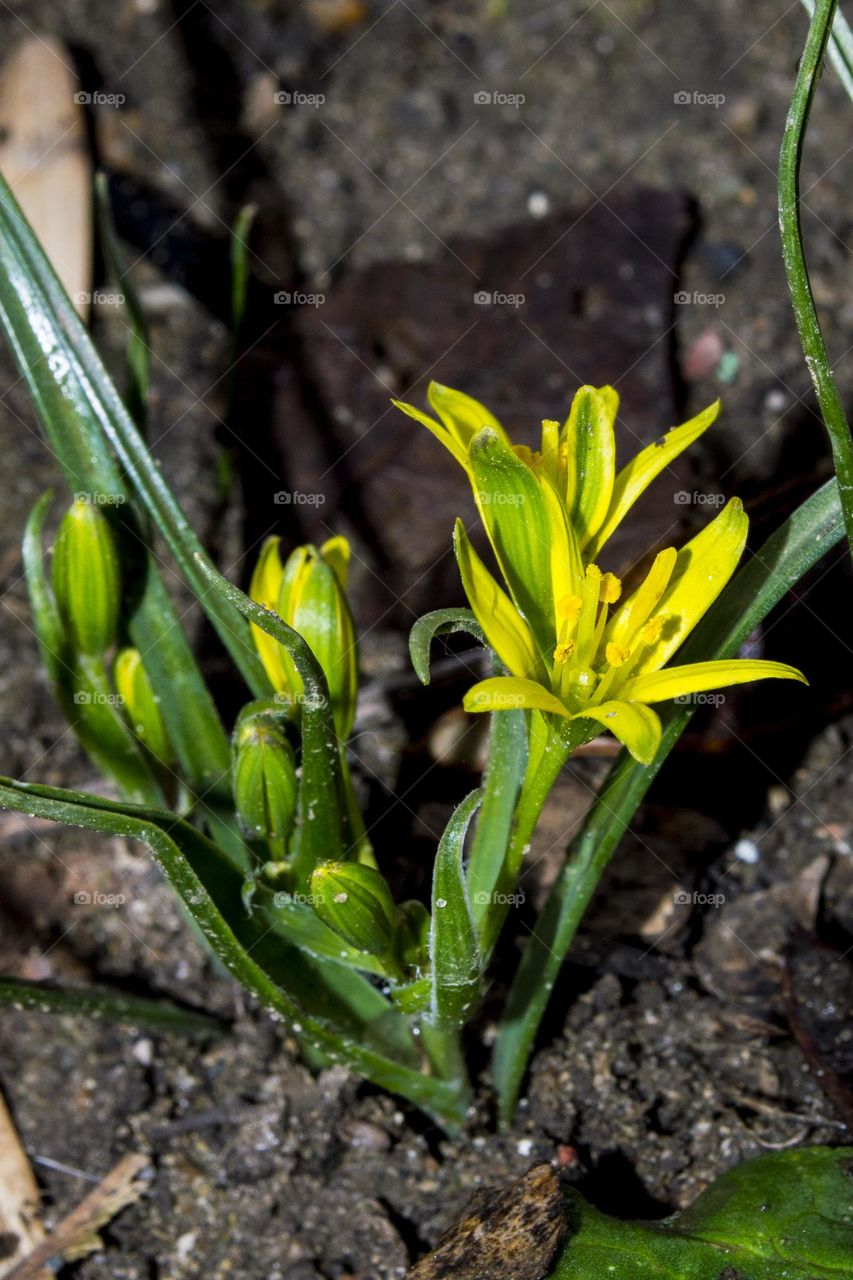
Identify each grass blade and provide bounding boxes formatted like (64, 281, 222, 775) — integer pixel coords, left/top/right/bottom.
(430, 789, 483, 1030)
(94, 172, 150, 432)
(0, 777, 466, 1129)
(780, 0, 853, 556)
(0, 974, 224, 1036)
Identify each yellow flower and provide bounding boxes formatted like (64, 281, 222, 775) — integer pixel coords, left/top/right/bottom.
(395, 382, 806, 764)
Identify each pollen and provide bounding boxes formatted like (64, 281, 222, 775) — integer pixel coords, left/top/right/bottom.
(557, 594, 583, 621)
(605, 642, 631, 668)
(599, 573, 622, 604)
(554, 640, 576, 665)
(641, 616, 666, 645)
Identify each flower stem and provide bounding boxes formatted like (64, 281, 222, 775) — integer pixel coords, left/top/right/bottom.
(779, 0, 853, 557)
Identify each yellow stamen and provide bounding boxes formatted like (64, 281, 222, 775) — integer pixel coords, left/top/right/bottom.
(599, 572, 622, 604)
(605, 642, 631, 668)
(557, 594, 583, 621)
(554, 640, 576, 665)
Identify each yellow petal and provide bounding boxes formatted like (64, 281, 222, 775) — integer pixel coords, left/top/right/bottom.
(563, 386, 616, 545)
(585, 399, 721, 556)
(540, 474, 584, 614)
(605, 546, 677, 649)
(571, 699, 661, 764)
(249, 536, 290, 692)
(427, 381, 507, 450)
(320, 535, 351, 590)
(392, 398, 468, 469)
(628, 498, 748, 677)
(619, 658, 808, 704)
(463, 676, 570, 718)
(453, 521, 544, 680)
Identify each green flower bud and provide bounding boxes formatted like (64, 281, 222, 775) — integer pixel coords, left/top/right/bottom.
(52, 497, 121, 655)
(395, 899, 431, 971)
(233, 721, 298, 845)
(250, 535, 358, 739)
(114, 648, 172, 763)
(309, 861, 396, 956)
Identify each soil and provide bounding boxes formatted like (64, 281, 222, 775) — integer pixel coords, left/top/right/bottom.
(0, 1, 852, 1277)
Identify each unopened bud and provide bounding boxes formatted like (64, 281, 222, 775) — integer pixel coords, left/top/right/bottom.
(114, 648, 172, 762)
(309, 860, 396, 956)
(52, 498, 120, 655)
(233, 722, 298, 844)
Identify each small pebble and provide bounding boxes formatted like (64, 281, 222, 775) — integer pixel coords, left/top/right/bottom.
(733, 837, 760, 865)
(527, 191, 550, 219)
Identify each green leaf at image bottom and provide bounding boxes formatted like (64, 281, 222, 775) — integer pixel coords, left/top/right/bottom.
(549, 1148, 853, 1280)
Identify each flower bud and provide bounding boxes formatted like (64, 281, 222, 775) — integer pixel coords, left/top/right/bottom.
(52, 498, 120, 655)
(113, 648, 172, 763)
(233, 721, 298, 845)
(309, 861, 396, 956)
(250, 535, 358, 738)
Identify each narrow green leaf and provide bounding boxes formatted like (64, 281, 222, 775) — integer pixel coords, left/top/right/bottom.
(548, 1147, 853, 1279)
(494, 477, 845, 1124)
(0, 777, 466, 1129)
(430, 789, 483, 1030)
(466, 691, 528, 935)
(409, 607, 485, 685)
(94, 172, 150, 432)
(0, 974, 223, 1036)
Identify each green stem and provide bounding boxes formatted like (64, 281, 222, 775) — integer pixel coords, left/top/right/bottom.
(421, 1022, 470, 1099)
(779, 0, 853, 556)
(482, 719, 582, 957)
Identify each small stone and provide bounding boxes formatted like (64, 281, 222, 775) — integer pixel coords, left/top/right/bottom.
(527, 191, 550, 219)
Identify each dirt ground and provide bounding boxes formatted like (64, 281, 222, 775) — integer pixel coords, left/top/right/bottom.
(0, 1, 852, 1277)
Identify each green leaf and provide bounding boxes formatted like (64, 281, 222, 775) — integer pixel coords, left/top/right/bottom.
(408, 607, 486, 685)
(494, 476, 845, 1124)
(0, 776, 467, 1129)
(548, 1147, 853, 1279)
(94, 171, 150, 432)
(0, 974, 224, 1036)
(430, 789, 483, 1030)
(195, 555, 346, 883)
(466, 690, 528, 935)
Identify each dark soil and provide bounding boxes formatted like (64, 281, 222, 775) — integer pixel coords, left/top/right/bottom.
(0, 2, 852, 1277)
